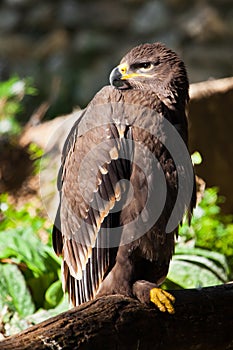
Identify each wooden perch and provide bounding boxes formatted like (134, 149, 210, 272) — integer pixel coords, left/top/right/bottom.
(189, 76, 233, 100)
(1, 283, 233, 350)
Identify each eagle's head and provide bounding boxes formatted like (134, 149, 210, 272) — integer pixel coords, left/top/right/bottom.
(109, 42, 189, 108)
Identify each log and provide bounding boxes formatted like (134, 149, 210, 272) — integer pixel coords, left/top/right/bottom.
(188, 76, 233, 214)
(0, 283, 233, 350)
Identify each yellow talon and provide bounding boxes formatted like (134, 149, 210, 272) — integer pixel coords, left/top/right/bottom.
(150, 288, 175, 314)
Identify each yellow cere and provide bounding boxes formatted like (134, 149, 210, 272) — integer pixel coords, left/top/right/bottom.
(118, 63, 128, 75)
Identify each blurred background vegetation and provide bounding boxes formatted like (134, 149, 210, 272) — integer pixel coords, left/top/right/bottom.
(0, 0, 232, 118)
(0, 0, 232, 339)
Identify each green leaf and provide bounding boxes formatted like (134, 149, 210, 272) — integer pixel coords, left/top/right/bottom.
(178, 187, 233, 279)
(0, 77, 19, 98)
(45, 280, 63, 308)
(0, 76, 37, 136)
(0, 264, 35, 317)
(173, 254, 228, 283)
(174, 247, 229, 276)
(167, 260, 224, 289)
(0, 229, 45, 277)
(0, 228, 59, 278)
(169, 246, 229, 288)
(191, 151, 202, 165)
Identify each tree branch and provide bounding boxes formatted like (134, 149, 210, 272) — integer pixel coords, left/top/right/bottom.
(1, 283, 233, 350)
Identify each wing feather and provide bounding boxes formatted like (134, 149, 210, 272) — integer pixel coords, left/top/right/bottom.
(53, 106, 131, 305)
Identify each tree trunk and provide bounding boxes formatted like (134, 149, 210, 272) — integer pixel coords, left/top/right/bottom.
(0, 283, 233, 350)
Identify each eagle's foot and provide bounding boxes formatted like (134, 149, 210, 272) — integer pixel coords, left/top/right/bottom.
(150, 288, 175, 314)
(132, 280, 175, 314)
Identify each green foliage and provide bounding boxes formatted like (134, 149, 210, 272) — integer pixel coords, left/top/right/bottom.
(180, 188, 233, 274)
(0, 264, 35, 319)
(0, 195, 66, 336)
(166, 247, 229, 289)
(28, 143, 45, 175)
(191, 151, 202, 165)
(0, 76, 37, 135)
(0, 75, 67, 336)
(164, 187, 232, 289)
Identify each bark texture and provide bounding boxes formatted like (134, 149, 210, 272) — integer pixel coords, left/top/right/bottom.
(0, 283, 233, 350)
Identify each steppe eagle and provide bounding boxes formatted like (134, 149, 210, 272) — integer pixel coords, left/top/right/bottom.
(53, 42, 196, 313)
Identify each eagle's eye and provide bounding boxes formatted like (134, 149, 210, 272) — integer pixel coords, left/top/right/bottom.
(140, 62, 152, 69)
(132, 62, 154, 73)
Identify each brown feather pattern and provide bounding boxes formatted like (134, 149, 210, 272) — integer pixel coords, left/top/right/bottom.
(53, 42, 196, 306)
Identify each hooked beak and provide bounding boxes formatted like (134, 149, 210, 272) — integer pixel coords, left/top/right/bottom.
(109, 63, 131, 89)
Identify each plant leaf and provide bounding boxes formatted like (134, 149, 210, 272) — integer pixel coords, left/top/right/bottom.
(45, 280, 63, 308)
(175, 247, 229, 275)
(167, 260, 225, 289)
(0, 264, 35, 317)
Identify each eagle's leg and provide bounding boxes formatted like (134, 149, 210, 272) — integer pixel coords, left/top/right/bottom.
(96, 245, 134, 297)
(132, 280, 175, 314)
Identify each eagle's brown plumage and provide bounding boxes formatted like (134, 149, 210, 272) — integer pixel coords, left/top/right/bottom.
(53, 42, 196, 311)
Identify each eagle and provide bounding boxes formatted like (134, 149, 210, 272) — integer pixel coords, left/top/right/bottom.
(52, 42, 196, 314)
